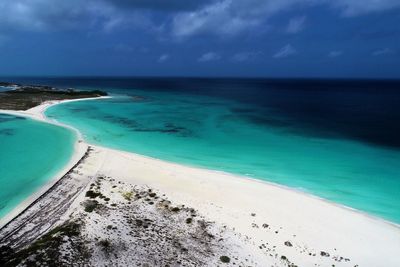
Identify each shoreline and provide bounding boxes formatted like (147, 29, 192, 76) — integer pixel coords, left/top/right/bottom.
(35, 97, 400, 228)
(41, 98, 400, 228)
(1, 95, 399, 229)
(92, 144, 400, 266)
(1, 96, 400, 265)
(0, 96, 109, 228)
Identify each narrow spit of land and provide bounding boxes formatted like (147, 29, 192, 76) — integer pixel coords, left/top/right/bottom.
(0, 81, 107, 110)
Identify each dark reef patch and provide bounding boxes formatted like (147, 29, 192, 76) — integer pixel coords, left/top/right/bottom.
(0, 128, 15, 136)
(98, 113, 192, 137)
(67, 106, 95, 113)
(134, 122, 192, 137)
(100, 114, 139, 129)
(0, 114, 25, 123)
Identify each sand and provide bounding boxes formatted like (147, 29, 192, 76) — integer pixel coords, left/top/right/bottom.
(1, 97, 400, 266)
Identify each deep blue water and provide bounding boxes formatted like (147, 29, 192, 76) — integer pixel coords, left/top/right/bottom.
(5, 77, 400, 149)
(3, 77, 400, 223)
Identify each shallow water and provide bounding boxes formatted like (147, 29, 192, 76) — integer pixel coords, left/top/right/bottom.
(0, 114, 75, 219)
(45, 83, 400, 224)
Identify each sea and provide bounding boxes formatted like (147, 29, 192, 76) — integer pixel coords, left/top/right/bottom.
(2, 77, 400, 224)
(0, 113, 75, 219)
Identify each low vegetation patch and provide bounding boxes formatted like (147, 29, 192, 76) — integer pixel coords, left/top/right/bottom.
(220, 256, 230, 263)
(86, 190, 102, 199)
(83, 200, 99, 213)
(121, 191, 134, 201)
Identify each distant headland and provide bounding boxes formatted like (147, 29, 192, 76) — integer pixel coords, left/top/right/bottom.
(0, 82, 107, 110)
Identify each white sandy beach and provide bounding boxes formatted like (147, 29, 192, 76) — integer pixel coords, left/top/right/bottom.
(1, 98, 400, 266)
(0, 97, 111, 228)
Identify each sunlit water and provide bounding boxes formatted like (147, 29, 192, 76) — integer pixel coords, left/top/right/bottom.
(44, 82, 400, 224)
(0, 114, 75, 219)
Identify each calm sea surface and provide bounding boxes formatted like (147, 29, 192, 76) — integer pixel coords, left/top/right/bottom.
(0, 114, 75, 219)
(3, 77, 400, 223)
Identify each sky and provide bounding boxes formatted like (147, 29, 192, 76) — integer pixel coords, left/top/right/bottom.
(0, 0, 399, 78)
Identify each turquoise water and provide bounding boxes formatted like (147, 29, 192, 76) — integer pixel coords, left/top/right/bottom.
(45, 93, 400, 224)
(0, 114, 75, 219)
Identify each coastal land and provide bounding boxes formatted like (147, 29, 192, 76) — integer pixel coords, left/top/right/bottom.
(0, 82, 107, 110)
(0, 85, 400, 266)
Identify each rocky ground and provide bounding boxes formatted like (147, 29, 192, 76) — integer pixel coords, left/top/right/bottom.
(0, 145, 357, 267)
(0, 175, 268, 266)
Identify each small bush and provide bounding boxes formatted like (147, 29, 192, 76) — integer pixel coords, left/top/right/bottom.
(99, 239, 111, 251)
(122, 191, 134, 201)
(83, 200, 98, 212)
(220, 256, 230, 263)
(85, 190, 101, 199)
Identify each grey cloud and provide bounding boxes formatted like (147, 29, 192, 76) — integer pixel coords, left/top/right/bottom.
(172, 1, 261, 38)
(332, 0, 400, 16)
(0, 0, 97, 32)
(0, 0, 156, 34)
(171, 0, 400, 38)
(104, 0, 213, 11)
(1, 0, 400, 38)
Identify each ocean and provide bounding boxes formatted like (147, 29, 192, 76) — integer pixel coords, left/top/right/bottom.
(0, 113, 75, 219)
(3, 77, 400, 223)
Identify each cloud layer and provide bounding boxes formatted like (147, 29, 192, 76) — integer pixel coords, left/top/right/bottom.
(1, 0, 400, 37)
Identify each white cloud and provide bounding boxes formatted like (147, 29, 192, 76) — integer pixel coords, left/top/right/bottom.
(171, 0, 400, 38)
(287, 16, 306, 33)
(198, 52, 221, 62)
(332, 0, 400, 16)
(158, 54, 170, 62)
(372, 48, 394, 56)
(328, 50, 343, 57)
(171, 0, 260, 38)
(273, 44, 296, 58)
